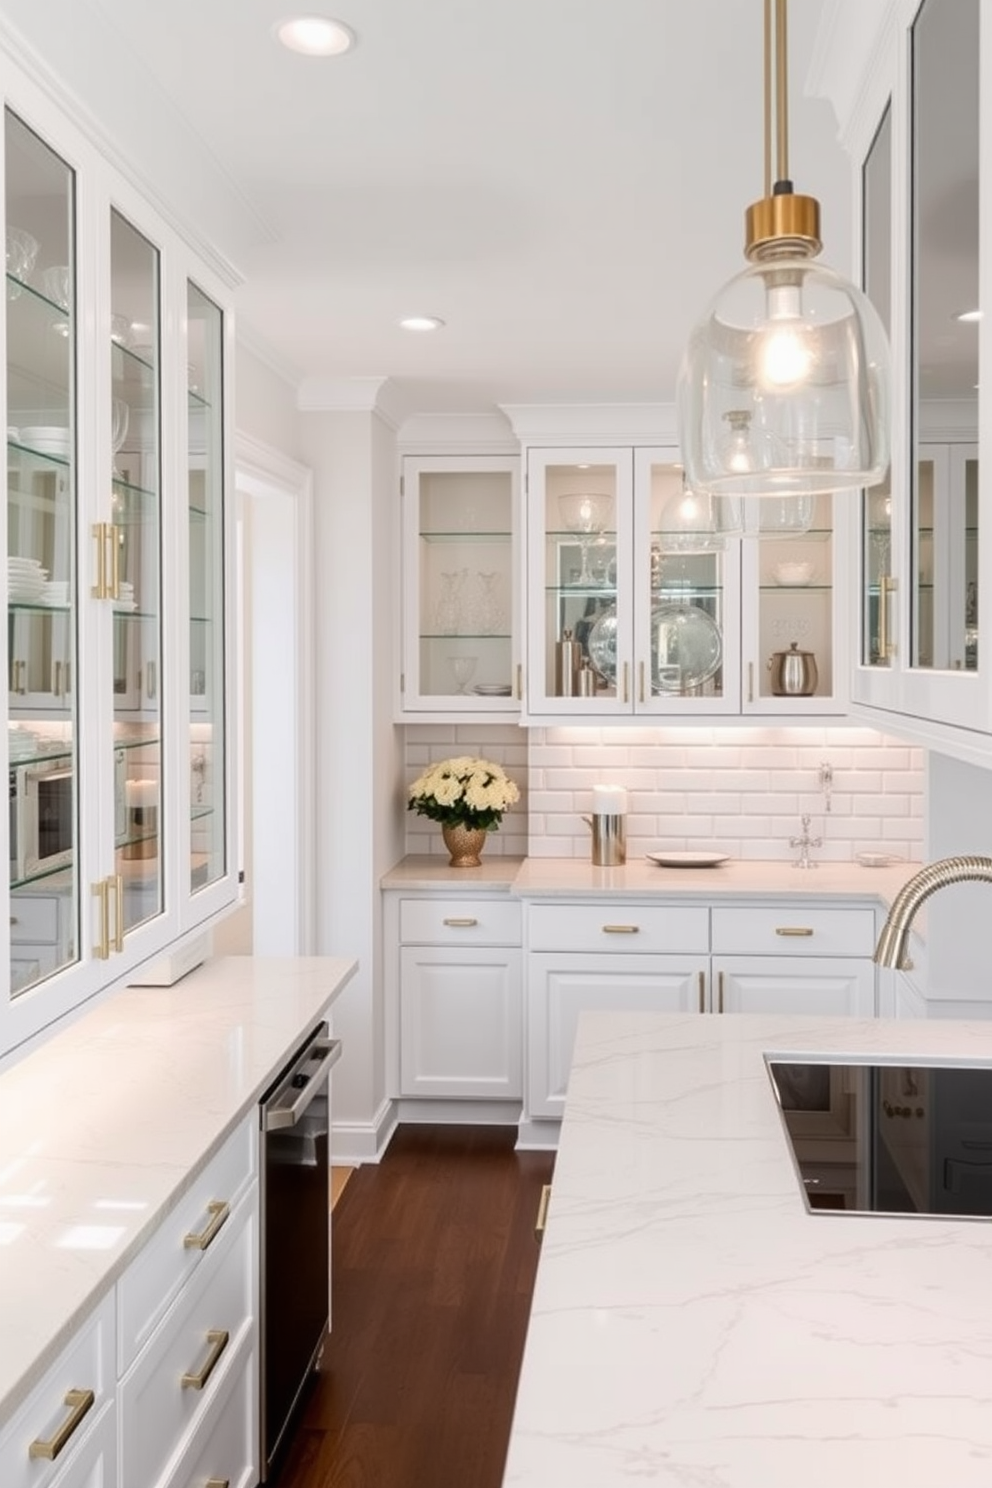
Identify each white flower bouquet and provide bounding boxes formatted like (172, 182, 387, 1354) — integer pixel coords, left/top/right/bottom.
(407, 756, 520, 832)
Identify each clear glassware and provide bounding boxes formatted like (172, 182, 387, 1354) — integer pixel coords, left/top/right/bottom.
(111, 396, 129, 478)
(559, 493, 612, 584)
(447, 655, 478, 693)
(475, 571, 504, 634)
(435, 568, 467, 635)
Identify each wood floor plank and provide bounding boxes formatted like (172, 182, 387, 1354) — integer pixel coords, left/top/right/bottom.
(272, 1125, 555, 1488)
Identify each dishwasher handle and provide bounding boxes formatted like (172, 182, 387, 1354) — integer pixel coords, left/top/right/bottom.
(262, 1036, 342, 1132)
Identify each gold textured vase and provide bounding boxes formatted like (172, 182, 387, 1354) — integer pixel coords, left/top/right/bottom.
(441, 822, 488, 868)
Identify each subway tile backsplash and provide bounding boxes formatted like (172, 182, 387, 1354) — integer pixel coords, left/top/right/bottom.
(403, 723, 925, 863)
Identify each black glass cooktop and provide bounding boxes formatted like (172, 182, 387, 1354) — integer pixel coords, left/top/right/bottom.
(767, 1061, 992, 1219)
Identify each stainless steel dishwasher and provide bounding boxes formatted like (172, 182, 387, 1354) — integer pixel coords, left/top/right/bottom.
(259, 1020, 342, 1480)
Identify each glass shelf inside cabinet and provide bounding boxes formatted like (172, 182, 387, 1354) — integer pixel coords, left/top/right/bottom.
(415, 467, 514, 700)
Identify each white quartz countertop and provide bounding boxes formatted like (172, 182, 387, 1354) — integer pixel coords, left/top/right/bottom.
(383, 854, 922, 906)
(503, 1011, 992, 1487)
(0, 954, 356, 1421)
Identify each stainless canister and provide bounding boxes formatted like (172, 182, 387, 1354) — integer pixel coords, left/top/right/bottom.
(591, 813, 626, 866)
(767, 641, 818, 696)
(555, 629, 582, 695)
(577, 661, 598, 696)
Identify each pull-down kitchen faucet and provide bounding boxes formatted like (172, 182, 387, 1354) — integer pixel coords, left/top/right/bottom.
(873, 855, 992, 969)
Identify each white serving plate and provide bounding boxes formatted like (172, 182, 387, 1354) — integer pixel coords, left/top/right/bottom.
(646, 851, 730, 868)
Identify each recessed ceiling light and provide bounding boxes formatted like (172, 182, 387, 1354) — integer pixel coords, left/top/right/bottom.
(275, 15, 355, 56)
(399, 316, 445, 332)
(956, 308, 983, 323)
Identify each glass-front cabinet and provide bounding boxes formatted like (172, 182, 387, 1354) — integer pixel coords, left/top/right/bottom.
(1, 80, 235, 1057)
(853, 0, 989, 748)
(397, 455, 520, 716)
(523, 446, 843, 718)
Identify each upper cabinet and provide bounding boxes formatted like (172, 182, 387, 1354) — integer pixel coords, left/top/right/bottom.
(850, 0, 990, 756)
(396, 454, 521, 718)
(1, 70, 237, 1058)
(522, 444, 848, 720)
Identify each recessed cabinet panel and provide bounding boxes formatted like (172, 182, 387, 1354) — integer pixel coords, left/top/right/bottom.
(5, 109, 79, 996)
(111, 211, 163, 934)
(187, 282, 226, 894)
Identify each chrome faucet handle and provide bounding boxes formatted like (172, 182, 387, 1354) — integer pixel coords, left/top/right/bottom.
(789, 813, 822, 869)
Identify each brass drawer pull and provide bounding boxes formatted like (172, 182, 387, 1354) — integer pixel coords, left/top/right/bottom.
(535, 1183, 552, 1239)
(28, 1388, 94, 1460)
(602, 924, 639, 934)
(184, 1199, 230, 1251)
(205, 1481, 231, 1488)
(181, 1328, 229, 1390)
(442, 917, 478, 928)
(775, 927, 814, 937)
(698, 970, 705, 1013)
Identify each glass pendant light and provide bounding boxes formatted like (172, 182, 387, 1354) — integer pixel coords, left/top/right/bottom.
(677, 0, 891, 499)
(658, 476, 728, 553)
(708, 408, 814, 537)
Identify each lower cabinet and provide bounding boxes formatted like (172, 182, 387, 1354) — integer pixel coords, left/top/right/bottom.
(527, 952, 707, 1119)
(386, 892, 522, 1102)
(710, 903, 878, 1018)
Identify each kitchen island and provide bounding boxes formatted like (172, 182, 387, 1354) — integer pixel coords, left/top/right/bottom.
(503, 1010, 992, 1487)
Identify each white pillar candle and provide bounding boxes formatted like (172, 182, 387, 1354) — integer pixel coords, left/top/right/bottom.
(592, 784, 628, 815)
(125, 778, 158, 808)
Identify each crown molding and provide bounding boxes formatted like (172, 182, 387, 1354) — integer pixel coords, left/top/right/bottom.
(297, 376, 407, 429)
(396, 410, 517, 455)
(499, 402, 679, 446)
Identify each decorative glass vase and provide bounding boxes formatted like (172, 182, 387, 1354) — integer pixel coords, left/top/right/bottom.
(441, 822, 488, 868)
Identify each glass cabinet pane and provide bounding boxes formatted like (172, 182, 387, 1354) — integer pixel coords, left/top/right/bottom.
(5, 111, 78, 995)
(860, 104, 893, 668)
(413, 463, 514, 702)
(912, 0, 979, 672)
(754, 495, 833, 702)
(648, 460, 725, 703)
(187, 282, 225, 893)
(542, 462, 620, 702)
(111, 211, 162, 932)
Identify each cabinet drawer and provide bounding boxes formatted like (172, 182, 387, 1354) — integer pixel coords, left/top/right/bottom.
(0, 1291, 115, 1488)
(117, 1116, 256, 1373)
(711, 906, 877, 957)
(8, 895, 60, 944)
(164, 1329, 256, 1488)
(399, 897, 521, 946)
(528, 902, 709, 955)
(119, 1193, 256, 1488)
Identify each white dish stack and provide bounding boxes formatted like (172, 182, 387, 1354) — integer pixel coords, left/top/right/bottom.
(8, 555, 47, 603)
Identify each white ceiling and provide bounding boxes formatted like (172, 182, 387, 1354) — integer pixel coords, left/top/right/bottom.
(0, 0, 856, 420)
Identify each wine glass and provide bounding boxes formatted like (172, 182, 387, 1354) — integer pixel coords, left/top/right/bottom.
(558, 493, 612, 585)
(112, 397, 129, 479)
(447, 656, 478, 694)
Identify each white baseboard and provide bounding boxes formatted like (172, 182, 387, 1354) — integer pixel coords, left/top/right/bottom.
(331, 1096, 397, 1164)
(515, 1116, 560, 1150)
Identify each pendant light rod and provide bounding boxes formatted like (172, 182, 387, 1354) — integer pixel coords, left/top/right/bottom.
(774, 0, 789, 187)
(763, 0, 772, 199)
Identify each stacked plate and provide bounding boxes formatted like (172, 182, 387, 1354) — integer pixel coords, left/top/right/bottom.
(113, 580, 136, 613)
(39, 578, 69, 607)
(21, 425, 70, 459)
(8, 556, 47, 603)
(472, 682, 512, 697)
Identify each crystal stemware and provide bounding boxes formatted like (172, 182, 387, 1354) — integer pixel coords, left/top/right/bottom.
(558, 493, 612, 585)
(448, 656, 478, 694)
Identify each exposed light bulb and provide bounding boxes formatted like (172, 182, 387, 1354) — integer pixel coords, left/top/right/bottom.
(723, 410, 754, 473)
(758, 279, 813, 388)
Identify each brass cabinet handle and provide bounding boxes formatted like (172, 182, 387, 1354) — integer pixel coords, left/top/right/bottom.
(184, 1199, 231, 1251)
(639, 660, 645, 704)
(748, 661, 754, 704)
(113, 873, 124, 954)
(718, 970, 725, 1014)
(602, 924, 639, 934)
(535, 1183, 552, 1240)
(181, 1329, 229, 1390)
(28, 1388, 94, 1460)
(622, 660, 629, 704)
(442, 917, 478, 927)
(878, 574, 897, 661)
(516, 662, 523, 700)
(205, 1481, 231, 1488)
(92, 880, 110, 960)
(697, 970, 705, 1013)
(92, 522, 108, 598)
(775, 926, 814, 937)
(109, 525, 121, 601)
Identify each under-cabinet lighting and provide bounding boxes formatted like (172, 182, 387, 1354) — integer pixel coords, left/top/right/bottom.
(275, 15, 355, 56)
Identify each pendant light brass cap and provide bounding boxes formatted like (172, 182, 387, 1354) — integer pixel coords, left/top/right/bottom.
(744, 192, 821, 260)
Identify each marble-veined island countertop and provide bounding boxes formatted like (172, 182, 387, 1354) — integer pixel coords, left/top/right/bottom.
(503, 1010, 992, 1488)
(0, 954, 356, 1422)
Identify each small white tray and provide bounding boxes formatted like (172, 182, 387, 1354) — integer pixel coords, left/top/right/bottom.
(646, 851, 729, 869)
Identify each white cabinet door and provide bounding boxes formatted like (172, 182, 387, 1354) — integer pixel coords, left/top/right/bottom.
(527, 952, 706, 1119)
(399, 944, 522, 1098)
(713, 956, 876, 1018)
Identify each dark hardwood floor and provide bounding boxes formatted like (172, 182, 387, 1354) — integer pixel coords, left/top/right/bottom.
(272, 1125, 555, 1488)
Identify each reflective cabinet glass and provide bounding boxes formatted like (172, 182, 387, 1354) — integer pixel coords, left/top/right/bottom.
(5, 110, 78, 996)
(187, 281, 226, 893)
